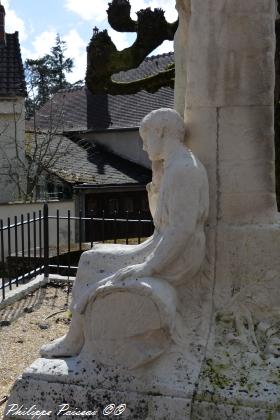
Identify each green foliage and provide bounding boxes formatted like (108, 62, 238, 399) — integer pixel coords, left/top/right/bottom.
(107, 0, 136, 32)
(48, 34, 74, 92)
(25, 34, 82, 116)
(25, 55, 52, 114)
(86, 0, 177, 95)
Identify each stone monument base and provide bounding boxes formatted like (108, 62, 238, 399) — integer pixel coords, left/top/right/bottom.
(5, 226, 280, 420)
(4, 357, 193, 420)
(4, 354, 280, 419)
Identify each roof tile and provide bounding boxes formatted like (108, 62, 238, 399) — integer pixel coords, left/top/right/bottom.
(28, 52, 174, 131)
(28, 134, 151, 186)
(0, 32, 26, 97)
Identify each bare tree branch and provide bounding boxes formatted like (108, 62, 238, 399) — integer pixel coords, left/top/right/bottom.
(0, 93, 71, 202)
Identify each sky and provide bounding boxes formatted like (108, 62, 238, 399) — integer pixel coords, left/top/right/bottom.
(1, 0, 177, 84)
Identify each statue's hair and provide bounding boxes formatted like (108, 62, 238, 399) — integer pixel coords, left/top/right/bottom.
(139, 108, 185, 142)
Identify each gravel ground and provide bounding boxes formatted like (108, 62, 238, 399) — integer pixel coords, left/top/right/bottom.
(0, 284, 72, 418)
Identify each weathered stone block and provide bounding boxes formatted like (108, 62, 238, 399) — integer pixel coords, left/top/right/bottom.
(219, 106, 274, 162)
(187, 14, 274, 107)
(220, 192, 278, 223)
(191, 0, 275, 15)
(186, 107, 218, 165)
(4, 371, 192, 420)
(220, 160, 275, 194)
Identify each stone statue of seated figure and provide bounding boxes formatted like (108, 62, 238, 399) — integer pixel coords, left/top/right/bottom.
(41, 108, 209, 369)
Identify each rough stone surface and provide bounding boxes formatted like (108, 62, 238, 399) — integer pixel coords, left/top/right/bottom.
(5, 369, 192, 419)
(191, 402, 279, 420)
(176, 0, 277, 223)
(174, 0, 280, 418)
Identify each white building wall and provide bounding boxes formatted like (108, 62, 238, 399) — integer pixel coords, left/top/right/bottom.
(0, 200, 75, 259)
(84, 130, 151, 169)
(0, 97, 26, 203)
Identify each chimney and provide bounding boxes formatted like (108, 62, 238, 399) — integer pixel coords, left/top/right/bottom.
(0, 1, 6, 45)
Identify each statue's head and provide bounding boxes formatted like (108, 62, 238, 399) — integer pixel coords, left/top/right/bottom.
(139, 108, 185, 160)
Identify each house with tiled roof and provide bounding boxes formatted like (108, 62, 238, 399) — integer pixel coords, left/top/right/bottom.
(28, 52, 174, 226)
(26, 132, 153, 240)
(0, 1, 26, 203)
(0, 4, 173, 241)
(0, 0, 175, 216)
(0, 0, 174, 215)
(28, 52, 174, 170)
(32, 52, 174, 133)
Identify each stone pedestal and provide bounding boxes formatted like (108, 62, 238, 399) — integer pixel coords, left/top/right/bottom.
(4, 357, 194, 420)
(174, 0, 280, 418)
(5, 346, 280, 419)
(4, 265, 213, 419)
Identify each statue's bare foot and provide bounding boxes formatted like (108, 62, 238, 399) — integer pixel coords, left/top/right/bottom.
(40, 332, 84, 358)
(40, 308, 85, 358)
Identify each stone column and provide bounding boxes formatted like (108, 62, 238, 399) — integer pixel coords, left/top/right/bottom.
(174, 5, 280, 416)
(176, 0, 278, 225)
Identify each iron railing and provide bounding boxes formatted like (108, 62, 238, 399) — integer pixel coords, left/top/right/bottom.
(0, 203, 153, 302)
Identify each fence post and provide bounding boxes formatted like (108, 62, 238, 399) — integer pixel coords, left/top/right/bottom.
(43, 203, 49, 280)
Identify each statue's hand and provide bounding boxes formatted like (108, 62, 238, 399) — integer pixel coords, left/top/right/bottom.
(113, 263, 152, 283)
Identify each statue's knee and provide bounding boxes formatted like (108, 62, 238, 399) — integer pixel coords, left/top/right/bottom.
(79, 250, 91, 265)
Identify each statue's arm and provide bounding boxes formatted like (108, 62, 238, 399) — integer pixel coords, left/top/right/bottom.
(144, 167, 201, 275)
(147, 160, 164, 217)
(113, 165, 204, 281)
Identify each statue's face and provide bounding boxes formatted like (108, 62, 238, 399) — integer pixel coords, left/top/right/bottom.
(142, 129, 164, 161)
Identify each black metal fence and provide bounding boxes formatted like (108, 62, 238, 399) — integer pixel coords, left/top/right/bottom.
(0, 203, 153, 302)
